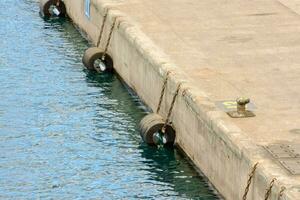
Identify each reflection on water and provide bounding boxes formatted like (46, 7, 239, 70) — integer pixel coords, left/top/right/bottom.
(0, 0, 220, 199)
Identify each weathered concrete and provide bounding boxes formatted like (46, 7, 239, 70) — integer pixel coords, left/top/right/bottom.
(62, 0, 300, 199)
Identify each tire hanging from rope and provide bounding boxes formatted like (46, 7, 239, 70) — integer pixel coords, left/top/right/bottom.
(82, 10, 116, 73)
(139, 77, 181, 146)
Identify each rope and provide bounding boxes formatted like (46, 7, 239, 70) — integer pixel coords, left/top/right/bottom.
(161, 83, 182, 133)
(242, 162, 259, 200)
(96, 10, 108, 47)
(101, 17, 117, 61)
(264, 178, 277, 200)
(156, 71, 172, 114)
(277, 186, 286, 200)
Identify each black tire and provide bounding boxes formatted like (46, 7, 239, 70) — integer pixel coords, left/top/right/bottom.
(139, 113, 176, 146)
(82, 47, 114, 73)
(39, 0, 66, 18)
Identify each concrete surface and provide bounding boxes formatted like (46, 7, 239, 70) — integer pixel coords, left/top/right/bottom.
(62, 0, 300, 199)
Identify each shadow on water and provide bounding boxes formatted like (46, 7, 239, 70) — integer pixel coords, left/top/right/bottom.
(85, 71, 146, 116)
(139, 144, 220, 199)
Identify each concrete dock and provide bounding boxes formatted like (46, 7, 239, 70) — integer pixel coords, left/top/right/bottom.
(62, 0, 300, 199)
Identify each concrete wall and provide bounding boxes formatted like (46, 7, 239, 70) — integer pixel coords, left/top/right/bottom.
(62, 0, 298, 199)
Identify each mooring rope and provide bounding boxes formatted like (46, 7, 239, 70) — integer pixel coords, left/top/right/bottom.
(156, 71, 172, 114)
(277, 186, 286, 200)
(264, 178, 277, 200)
(101, 17, 117, 61)
(242, 162, 259, 200)
(161, 83, 182, 133)
(96, 10, 108, 48)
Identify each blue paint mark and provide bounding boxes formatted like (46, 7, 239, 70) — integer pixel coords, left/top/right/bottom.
(85, 0, 91, 18)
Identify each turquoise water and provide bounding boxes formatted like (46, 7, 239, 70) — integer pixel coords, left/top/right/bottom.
(0, 0, 220, 199)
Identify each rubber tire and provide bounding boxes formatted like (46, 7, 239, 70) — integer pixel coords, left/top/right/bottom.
(139, 113, 176, 146)
(39, 0, 66, 18)
(82, 47, 114, 73)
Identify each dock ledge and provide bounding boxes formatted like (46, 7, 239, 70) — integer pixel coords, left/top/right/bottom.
(62, 0, 300, 199)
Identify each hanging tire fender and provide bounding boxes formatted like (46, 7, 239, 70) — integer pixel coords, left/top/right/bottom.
(39, 0, 66, 18)
(82, 47, 114, 73)
(139, 113, 176, 146)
